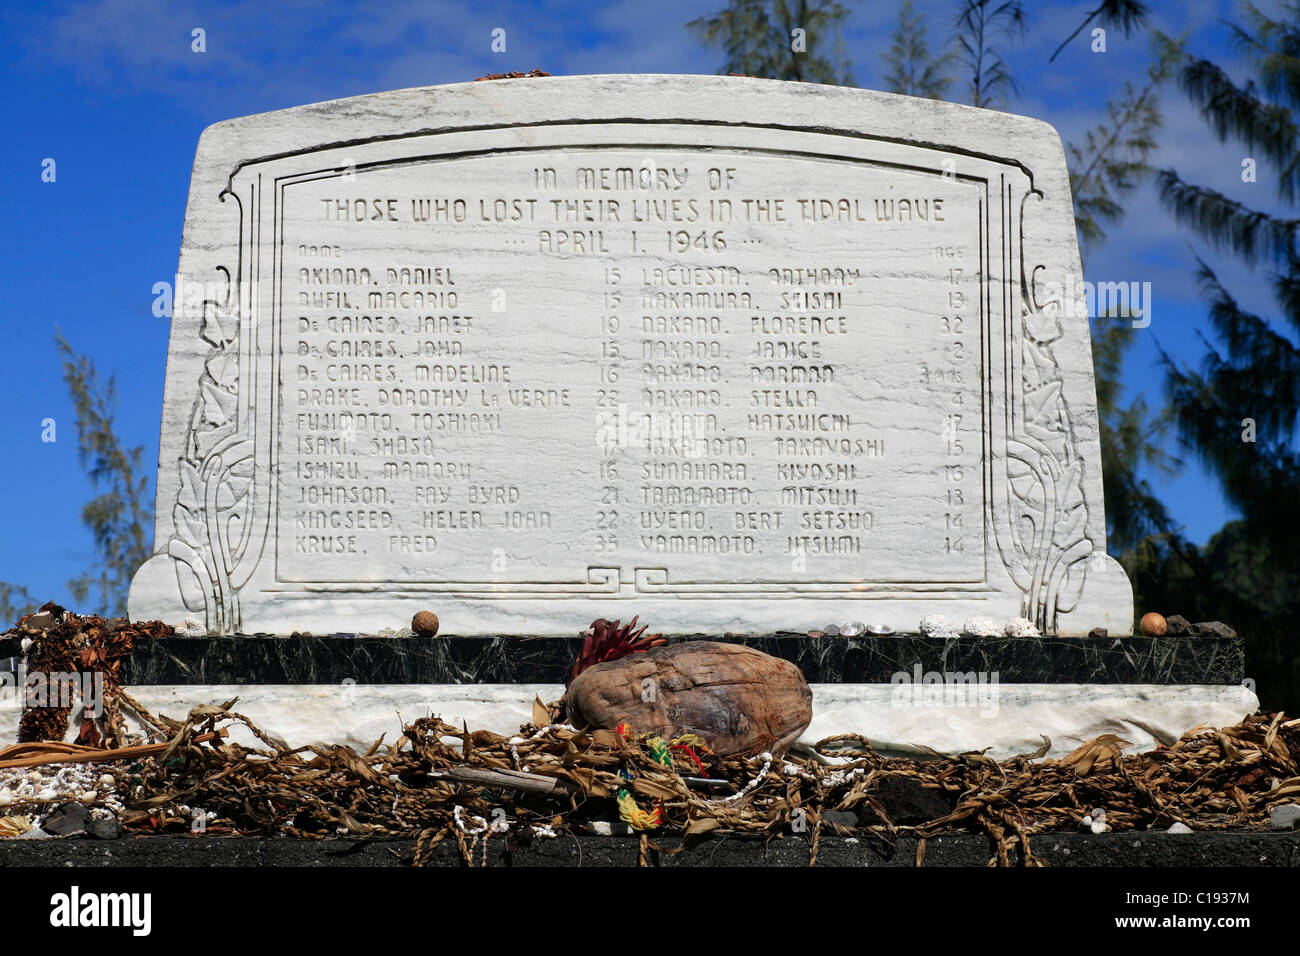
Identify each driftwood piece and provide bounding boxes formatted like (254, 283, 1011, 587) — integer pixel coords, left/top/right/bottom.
(426, 766, 576, 795)
(565, 641, 812, 757)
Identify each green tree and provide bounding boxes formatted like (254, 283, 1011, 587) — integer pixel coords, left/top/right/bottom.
(687, 0, 853, 84)
(0, 582, 40, 630)
(54, 331, 154, 617)
(1146, 3, 1300, 710)
(1069, 45, 1178, 253)
(882, 0, 956, 99)
(1155, 5, 1300, 578)
(952, 0, 1026, 109)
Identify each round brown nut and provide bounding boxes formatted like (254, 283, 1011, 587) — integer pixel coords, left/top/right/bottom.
(412, 611, 440, 637)
(1139, 612, 1167, 636)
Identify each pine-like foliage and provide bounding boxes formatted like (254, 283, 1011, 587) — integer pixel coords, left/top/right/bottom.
(687, 0, 853, 84)
(952, 0, 1026, 109)
(1062, 37, 1180, 563)
(1156, 4, 1300, 576)
(882, 0, 956, 99)
(1050, 0, 1151, 62)
(54, 331, 154, 617)
(1090, 314, 1180, 554)
(1069, 43, 1178, 252)
(1146, 3, 1300, 709)
(0, 582, 39, 630)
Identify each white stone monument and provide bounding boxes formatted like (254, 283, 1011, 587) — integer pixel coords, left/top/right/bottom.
(129, 75, 1133, 637)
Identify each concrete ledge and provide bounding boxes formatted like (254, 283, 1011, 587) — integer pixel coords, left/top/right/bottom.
(0, 681, 1260, 759)
(2, 832, 1296, 867)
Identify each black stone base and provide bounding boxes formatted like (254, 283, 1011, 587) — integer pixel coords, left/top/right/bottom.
(1, 831, 1294, 867)
(0, 632, 1245, 685)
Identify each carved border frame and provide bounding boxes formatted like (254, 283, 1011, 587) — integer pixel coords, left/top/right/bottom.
(164, 121, 1093, 634)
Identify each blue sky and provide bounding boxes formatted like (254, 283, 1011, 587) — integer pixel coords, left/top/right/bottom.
(0, 0, 1287, 612)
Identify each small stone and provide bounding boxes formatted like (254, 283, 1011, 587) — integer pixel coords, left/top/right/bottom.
(86, 816, 122, 840)
(822, 624, 840, 637)
(173, 618, 205, 638)
(1079, 808, 1109, 834)
(865, 623, 895, 635)
(1139, 612, 1167, 636)
(41, 803, 91, 837)
(1190, 621, 1236, 640)
(1004, 617, 1040, 638)
(1269, 804, 1300, 830)
(98, 774, 115, 788)
(1088, 626, 1108, 639)
(1164, 614, 1192, 636)
(806, 630, 825, 638)
(78, 790, 97, 803)
(962, 615, 1001, 637)
(1166, 822, 1192, 834)
(918, 614, 958, 638)
(839, 621, 866, 637)
(412, 611, 440, 637)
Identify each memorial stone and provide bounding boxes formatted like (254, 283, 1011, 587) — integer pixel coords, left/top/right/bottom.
(129, 75, 1134, 637)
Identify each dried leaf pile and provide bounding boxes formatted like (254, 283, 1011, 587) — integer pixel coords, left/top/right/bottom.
(93, 700, 1298, 866)
(10, 604, 170, 747)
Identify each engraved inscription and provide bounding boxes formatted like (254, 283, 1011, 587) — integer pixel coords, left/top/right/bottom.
(273, 150, 982, 584)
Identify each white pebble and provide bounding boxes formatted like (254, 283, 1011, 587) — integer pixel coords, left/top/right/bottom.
(1004, 617, 1040, 637)
(1166, 822, 1192, 834)
(962, 615, 1001, 637)
(919, 614, 958, 637)
(0, 790, 11, 807)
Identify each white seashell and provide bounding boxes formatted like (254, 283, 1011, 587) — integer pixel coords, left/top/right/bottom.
(20, 638, 32, 652)
(962, 615, 1001, 637)
(918, 614, 958, 637)
(173, 618, 206, 637)
(865, 623, 895, 635)
(36, 789, 57, 802)
(1166, 822, 1192, 834)
(1003, 617, 1041, 637)
(839, 621, 866, 637)
(79, 791, 97, 803)
(0, 790, 11, 807)
(98, 774, 115, 788)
